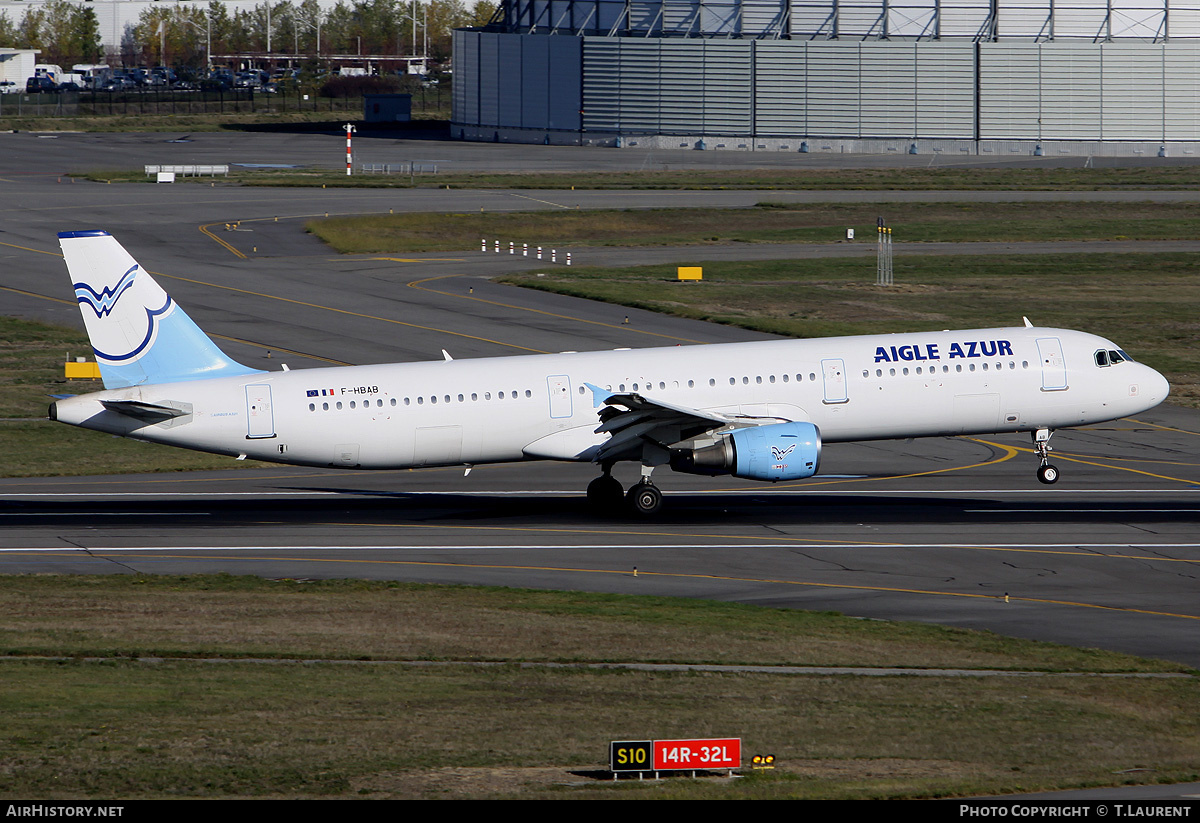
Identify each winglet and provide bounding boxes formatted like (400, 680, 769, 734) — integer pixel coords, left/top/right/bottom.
(583, 382, 614, 409)
(1023, 316, 1033, 328)
(59, 231, 264, 389)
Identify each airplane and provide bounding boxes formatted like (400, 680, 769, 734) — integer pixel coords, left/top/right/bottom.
(49, 230, 1170, 515)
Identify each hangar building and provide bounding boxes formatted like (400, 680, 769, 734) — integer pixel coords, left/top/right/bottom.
(452, 0, 1200, 154)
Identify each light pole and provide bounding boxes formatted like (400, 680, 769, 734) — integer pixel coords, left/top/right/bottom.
(399, 1, 428, 75)
(291, 9, 323, 57)
(179, 7, 213, 71)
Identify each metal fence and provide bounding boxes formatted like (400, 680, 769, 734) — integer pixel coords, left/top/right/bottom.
(359, 162, 440, 174)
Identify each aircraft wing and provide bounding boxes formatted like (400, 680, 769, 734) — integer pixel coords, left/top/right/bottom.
(585, 383, 790, 464)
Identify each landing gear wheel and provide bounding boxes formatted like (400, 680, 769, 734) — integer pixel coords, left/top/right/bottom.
(627, 482, 664, 516)
(1037, 464, 1060, 485)
(587, 474, 624, 510)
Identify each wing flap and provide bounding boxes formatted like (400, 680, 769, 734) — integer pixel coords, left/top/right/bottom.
(589, 389, 794, 464)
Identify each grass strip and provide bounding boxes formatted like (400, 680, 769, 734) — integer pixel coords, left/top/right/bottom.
(78, 165, 1200, 190)
(0, 575, 1196, 799)
(307, 201, 1200, 254)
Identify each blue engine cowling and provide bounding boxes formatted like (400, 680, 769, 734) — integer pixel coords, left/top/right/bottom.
(669, 422, 821, 482)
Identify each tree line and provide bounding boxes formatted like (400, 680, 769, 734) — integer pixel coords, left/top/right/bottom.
(0, 0, 497, 68)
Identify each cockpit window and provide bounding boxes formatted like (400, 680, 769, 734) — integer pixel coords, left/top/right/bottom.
(1108, 350, 1123, 363)
(1094, 350, 1109, 367)
(1117, 349, 1134, 362)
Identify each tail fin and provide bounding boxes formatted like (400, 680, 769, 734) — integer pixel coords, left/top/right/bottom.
(59, 230, 263, 389)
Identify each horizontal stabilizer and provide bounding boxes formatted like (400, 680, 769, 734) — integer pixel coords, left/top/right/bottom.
(100, 399, 188, 421)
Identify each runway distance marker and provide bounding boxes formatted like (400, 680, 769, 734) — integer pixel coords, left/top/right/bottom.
(610, 740, 652, 773)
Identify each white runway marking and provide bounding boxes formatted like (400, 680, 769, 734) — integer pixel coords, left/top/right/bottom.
(0, 488, 1192, 499)
(3, 543, 1199, 553)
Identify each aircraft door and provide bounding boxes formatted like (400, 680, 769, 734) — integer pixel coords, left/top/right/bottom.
(414, 426, 463, 466)
(547, 374, 573, 419)
(1036, 338, 1069, 391)
(821, 359, 849, 404)
(245, 384, 275, 439)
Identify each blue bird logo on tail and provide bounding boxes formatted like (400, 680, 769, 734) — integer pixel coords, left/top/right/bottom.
(74, 264, 139, 318)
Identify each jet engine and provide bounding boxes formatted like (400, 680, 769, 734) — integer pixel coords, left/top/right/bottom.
(669, 422, 821, 482)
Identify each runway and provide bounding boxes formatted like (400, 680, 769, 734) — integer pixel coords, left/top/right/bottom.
(2, 133, 1198, 667)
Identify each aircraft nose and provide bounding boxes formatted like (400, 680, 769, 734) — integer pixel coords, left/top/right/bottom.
(1140, 365, 1170, 406)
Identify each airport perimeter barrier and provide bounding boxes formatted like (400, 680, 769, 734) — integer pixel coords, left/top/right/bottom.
(144, 165, 229, 177)
(359, 162, 439, 175)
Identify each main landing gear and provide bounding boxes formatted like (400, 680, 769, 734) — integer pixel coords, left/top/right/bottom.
(1033, 428, 1060, 485)
(586, 467, 664, 516)
(586, 468, 624, 509)
(626, 480, 663, 516)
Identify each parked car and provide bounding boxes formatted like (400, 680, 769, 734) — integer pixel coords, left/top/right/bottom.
(26, 76, 58, 93)
(0, 80, 19, 94)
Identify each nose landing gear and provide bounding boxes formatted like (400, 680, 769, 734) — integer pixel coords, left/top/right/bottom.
(1033, 428, 1059, 485)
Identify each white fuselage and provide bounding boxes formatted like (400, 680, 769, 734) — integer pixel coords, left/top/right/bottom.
(52, 326, 1169, 471)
